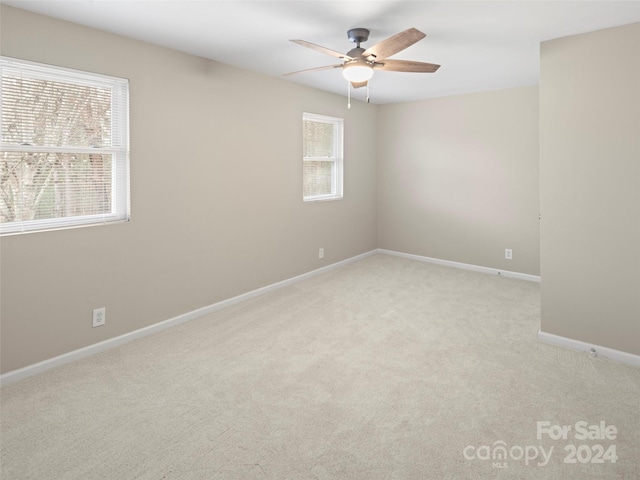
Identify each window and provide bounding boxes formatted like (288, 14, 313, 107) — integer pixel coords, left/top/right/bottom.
(0, 57, 129, 235)
(303, 112, 343, 201)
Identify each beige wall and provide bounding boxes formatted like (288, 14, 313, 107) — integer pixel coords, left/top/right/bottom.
(540, 23, 640, 355)
(0, 6, 378, 373)
(376, 87, 540, 275)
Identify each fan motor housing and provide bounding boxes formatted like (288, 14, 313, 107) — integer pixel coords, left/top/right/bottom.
(346, 47, 366, 58)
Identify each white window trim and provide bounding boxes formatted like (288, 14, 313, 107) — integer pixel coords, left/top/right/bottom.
(303, 112, 343, 202)
(0, 56, 130, 235)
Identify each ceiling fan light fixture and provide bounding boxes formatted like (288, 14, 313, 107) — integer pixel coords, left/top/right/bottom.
(342, 62, 374, 83)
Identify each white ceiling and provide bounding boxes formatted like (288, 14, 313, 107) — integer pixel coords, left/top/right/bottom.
(3, 1, 639, 104)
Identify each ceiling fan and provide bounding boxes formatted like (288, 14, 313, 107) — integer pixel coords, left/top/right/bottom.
(284, 27, 440, 91)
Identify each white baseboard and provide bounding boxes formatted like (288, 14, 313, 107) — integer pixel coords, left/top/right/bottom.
(538, 330, 640, 367)
(7, 248, 632, 385)
(0, 250, 378, 386)
(377, 249, 541, 282)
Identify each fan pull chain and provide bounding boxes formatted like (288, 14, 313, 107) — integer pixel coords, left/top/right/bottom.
(366, 83, 370, 103)
(347, 81, 351, 109)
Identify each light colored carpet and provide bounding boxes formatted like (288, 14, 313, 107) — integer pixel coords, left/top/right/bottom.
(1, 254, 638, 479)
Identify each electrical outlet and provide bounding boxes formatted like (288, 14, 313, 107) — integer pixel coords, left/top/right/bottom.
(92, 307, 106, 327)
(319, 248, 324, 259)
(505, 248, 513, 260)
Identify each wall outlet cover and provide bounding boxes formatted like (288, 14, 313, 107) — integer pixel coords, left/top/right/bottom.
(92, 307, 106, 327)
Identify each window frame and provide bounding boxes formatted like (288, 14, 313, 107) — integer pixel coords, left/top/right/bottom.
(302, 112, 344, 202)
(0, 56, 130, 235)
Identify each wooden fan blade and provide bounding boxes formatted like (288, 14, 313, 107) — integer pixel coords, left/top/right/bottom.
(374, 59, 440, 73)
(283, 64, 343, 77)
(351, 81, 368, 89)
(362, 28, 426, 60)
(290, 40, 352, 60)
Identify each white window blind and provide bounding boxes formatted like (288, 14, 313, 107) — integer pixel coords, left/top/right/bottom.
(0, 56, 129, 235)
(303, 112, 343, 202)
